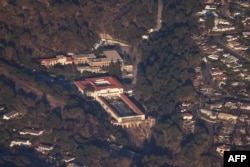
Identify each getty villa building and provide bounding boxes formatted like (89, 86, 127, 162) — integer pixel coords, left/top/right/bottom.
(74, 76, 155, 128)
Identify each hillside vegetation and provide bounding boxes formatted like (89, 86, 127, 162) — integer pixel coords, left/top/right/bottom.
(0, 0, 156, 62)
(0, 0, 224, 166)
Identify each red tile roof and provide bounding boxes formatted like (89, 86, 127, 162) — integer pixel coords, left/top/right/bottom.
(74, 76, 145, 118)
(66, 57, 73, 63)
(120, 94, 144, 115)
(74, 76, 123, 91)
(74, 81, 89, 90)
(216, 74, 227, 80)
(111, 119, 118, 124)
(38, 144, 53, 150)
(182, 113, 193, 117)
(217, 144, 230, 150)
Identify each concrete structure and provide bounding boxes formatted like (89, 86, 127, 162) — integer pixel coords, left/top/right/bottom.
(40, 55, 72, 67)
(99, 33, 129, 47)
(19, 128, 44, 136)
(88, 50, 123, 68)
(239, 114, 249, 122)
(3, 110, 19, 120)
(72, 53, 96, 64)
(234, 45, 248, 51)
(123, 65, 133, 72)
(215, 18, 230, 26)
(181, 102, 191, 107)
(141, 35, 149, 40)
(88, 58, 111, 67)
(226, 35, 238, 42)
(10, 139, 32, 147)
(205, 5, 216, 10)
(93, 39, 105, 50)
(218, 113, 238, 121)
(212, 23, 235, 32)
(62, 155, 75, 163)
(74, 76, 147, 128)
(182, 113, 193, 120)
(67, 163, 82, 167)
(208, 103, 223, 109)
(96, 95, 145, 127)
(208, 54, 219, 60)
(76, 65, 103, 73)
(36, 144, 53, 154)
(227, 41, 240, 48)
(40, 50, 125, 71)
(0, 106, 4, 111)
(216, 144, 230, 156)
(240, 104, 250, 111)
(224, 102, 238, 109)
(74, 76, 123, 97)
(242, 32, 250, 38)
(200, 109, 218, 120)
(200, 109, 212, 115)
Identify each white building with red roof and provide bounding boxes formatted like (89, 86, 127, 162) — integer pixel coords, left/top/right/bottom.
(182, 113, 193, 120)
(19, 128, 44, 136)
(216, 144, 230, 156)
(3, 110, 19, 120)
(181, 102, 191, 107)
(62, 155, 75, 163)
(74, 76, 123, 98)
(36, 143, 53, 154)
(40, 50, 123, 69)
(10, 139, 32, 147)
(74, 76, 146, 128)
(40, 55, 72, 67)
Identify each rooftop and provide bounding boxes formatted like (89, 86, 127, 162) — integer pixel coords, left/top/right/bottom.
(100, 95, 144, 118)
(4, 110, 18, 117)
(72, 53, 96, 58)
(66, 57, 73, 63)
(120, 94, 144, 115)
(20, 128, 43, 135)
(103, 50, 123, 61)
(38, 143, 53, 149)
(74, 76, 123, 91)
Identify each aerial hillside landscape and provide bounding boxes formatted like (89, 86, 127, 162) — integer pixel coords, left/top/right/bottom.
(0, 0, 250, 167)
(0, 0, 156, 60)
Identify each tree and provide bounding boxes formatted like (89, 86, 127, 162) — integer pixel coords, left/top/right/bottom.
(152, 120, 182, 150)
(108, 61, 122, 79)
(44, 112, 62, 129)
(246, 49, 250, 56)
(181, 125, 209, 166)
(204, 17, 215, 31)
